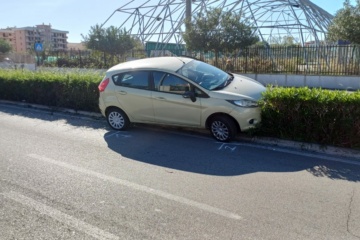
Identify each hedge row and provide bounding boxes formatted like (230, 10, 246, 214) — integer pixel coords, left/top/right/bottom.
(257, 87, 360, 149)
(0, 69, 102, 112)
(0, 69, 359, 149)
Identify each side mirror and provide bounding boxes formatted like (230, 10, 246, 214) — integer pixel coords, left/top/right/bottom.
(183, 91, 196, 102)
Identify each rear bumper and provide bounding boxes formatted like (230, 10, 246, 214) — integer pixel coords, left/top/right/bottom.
(98, 97, 106, 117)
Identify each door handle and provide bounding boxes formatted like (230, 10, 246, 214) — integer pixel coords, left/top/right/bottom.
(117, 90, 127, 95)
(155, 97, 166, 100)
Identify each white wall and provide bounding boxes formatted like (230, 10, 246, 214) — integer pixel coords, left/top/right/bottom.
(0, 63, 36, 71)
(242, 74, 360, 90)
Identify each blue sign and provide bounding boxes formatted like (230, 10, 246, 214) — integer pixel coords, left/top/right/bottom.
(34, 42, 43, 52)
(337, 40, 351, 45)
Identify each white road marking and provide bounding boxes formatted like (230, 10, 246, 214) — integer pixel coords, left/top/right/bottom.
(103, 131, 120, 138)
(218, 143, 237, 151)
(104, 131, 131, 139)
(27, 153, 242, 220)
(2, 191, 120, 240)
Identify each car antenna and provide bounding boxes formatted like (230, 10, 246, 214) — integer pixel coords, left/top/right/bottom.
(176, 56, 186, 65)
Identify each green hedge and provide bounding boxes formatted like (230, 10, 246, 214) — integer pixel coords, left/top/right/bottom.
(0, 69, 359, 149)
(257, 87, 360, 149)
(0, 69, 103, 112)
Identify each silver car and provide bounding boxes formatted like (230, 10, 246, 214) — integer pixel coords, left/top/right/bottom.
(98, 57, 265, 142)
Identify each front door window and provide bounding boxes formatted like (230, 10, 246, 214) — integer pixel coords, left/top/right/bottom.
(152, 73, 201, 126)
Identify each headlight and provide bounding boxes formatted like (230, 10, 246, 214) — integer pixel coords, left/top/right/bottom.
(227, 99, 258, 108)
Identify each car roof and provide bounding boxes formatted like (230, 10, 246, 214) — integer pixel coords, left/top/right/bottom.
(106, 56, 194, 74)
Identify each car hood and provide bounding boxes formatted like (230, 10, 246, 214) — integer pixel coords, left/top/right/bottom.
(211, 74, 266, 100)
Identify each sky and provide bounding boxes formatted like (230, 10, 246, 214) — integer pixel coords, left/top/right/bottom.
(0, 0, 356, 43)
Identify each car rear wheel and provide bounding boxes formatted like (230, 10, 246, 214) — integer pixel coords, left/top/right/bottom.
(210, 116, 237, 142)
(106, 108, 130, 130)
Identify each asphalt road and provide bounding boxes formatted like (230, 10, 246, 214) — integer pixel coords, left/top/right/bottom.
(1, 103, 360, 240)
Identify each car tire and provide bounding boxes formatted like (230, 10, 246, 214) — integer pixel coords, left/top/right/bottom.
(209, 116, 237, 142)
(106, 108, 130, 130)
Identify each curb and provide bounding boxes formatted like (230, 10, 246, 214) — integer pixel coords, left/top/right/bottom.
(1, 100, 359, 161)
(0, 100, 103, 118)
(239, 136, 360, 161)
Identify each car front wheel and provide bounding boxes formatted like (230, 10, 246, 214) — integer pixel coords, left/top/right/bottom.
(106, 108, 130, 130)
(210, 116, 237, 142)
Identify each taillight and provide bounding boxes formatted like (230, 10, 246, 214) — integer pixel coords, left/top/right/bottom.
(98, 78, 110, 92)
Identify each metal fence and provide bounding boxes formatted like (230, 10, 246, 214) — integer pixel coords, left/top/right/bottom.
(38, 49, 148, 69)
(1, 45, 359, 75)
(192, 45, 360, 75)
(0, 52, 35, 69)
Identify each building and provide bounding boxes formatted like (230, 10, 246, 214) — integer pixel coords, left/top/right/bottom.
(0, 24, 68, 53)
(67, 42, 86, 51)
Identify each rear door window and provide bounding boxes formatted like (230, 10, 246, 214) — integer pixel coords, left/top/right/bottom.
(112, 71, 150, 90)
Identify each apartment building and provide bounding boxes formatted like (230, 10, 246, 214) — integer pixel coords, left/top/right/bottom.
(0, 24, 68, 53)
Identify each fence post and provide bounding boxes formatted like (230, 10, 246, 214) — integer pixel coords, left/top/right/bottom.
(245, 48, 248, 73)
(79, 50, 82, 68)
(296, 45, 300, 75)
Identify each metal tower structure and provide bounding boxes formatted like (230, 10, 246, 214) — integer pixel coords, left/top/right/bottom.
(102, 0, 334, 48)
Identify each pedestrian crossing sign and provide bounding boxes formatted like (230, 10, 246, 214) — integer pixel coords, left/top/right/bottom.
(34, 43, 43, 52)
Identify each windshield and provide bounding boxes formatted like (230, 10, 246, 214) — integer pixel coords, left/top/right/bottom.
(176, 59, 231, 90)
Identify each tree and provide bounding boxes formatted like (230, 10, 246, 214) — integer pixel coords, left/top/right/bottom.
(267, 36, 298, 47)
(327, 0, 360, 44)
(0, 39, 12, 54)
(183, 8, 259, 61)
(83, 24, 136, 59)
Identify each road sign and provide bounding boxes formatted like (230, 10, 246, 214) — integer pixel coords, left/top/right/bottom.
(34, 42, 43, 52)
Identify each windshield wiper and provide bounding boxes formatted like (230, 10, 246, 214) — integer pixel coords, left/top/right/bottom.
(212, 75, 233, 91)
(224, 74, 234, 87)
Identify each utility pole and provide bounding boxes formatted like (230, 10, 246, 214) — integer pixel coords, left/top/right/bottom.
(186, 0, 192, 24)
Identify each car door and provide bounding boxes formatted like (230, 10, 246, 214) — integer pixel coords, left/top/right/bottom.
(112, 71, 155, 122)
(152, 72, 201, 127)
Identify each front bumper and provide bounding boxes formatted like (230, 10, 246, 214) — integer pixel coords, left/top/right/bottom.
(229, 107, 261, 131)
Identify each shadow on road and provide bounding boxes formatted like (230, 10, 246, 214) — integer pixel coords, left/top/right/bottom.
(104, 128, 360, 182)
(2, 103, 359, 182)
